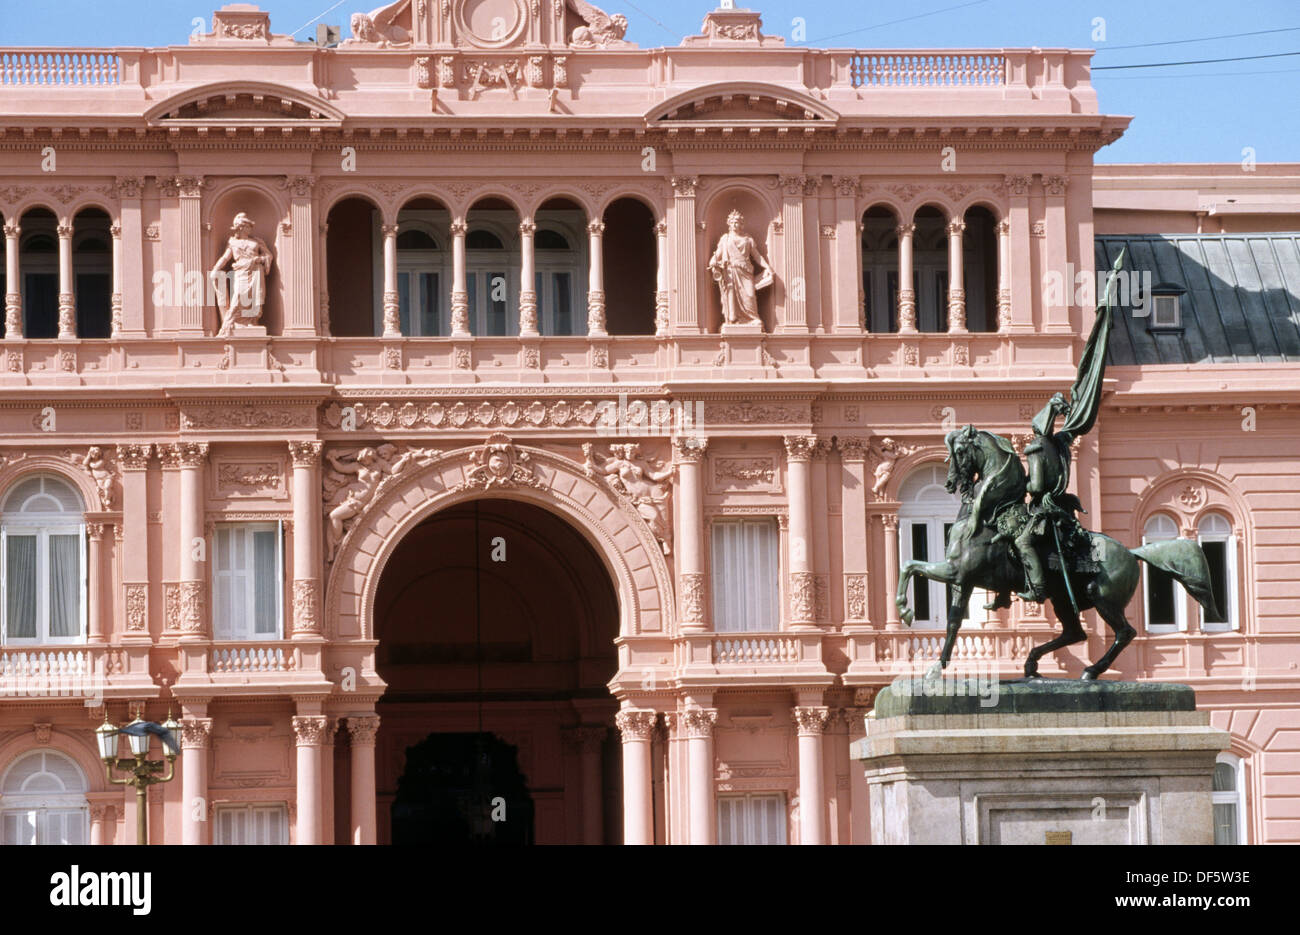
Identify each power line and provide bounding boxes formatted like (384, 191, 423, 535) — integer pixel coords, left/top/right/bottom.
(611, 0, 682, 42)
(1095, 66, 1300, 80)
(289, 0, 348, 39)
(1095, 24, 1300, 52)
(1092, 49, 1300, 70)
(809, 0, 990, 45)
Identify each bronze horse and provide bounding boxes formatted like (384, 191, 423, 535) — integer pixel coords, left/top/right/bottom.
(895, 425, 1219, 679)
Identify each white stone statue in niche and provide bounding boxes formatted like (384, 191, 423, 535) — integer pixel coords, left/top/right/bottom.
(348, 0, 412, 46)
(708, 209, 773, 330)
(209, 212, 274, 336)
(568, 0, 629, 47)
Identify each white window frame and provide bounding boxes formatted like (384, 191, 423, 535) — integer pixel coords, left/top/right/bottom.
(1, 750, 89, 845)
(1152, 293, 1181, 328)
(710, 517, 781, 633)
(1197, 512, 1238, 632)
(898, 465, 989, 630)
(717, 792, 787, 845)
(1212, 753, 1246, 845)
(1142, 514, 1185, 633)
(534, 222, 587, 336)
(1, 475, 88, 646)
(211, 521, 284, 642)
(395, 220, 443, 337)
(213, 803, 290, 845)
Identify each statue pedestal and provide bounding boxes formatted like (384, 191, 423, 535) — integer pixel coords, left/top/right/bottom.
(720, 321, 764, 336)
(229, 322, 268, 337)
(851, 677, 1229, 845)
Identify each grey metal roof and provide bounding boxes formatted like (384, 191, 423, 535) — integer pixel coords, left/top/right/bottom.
(1096, 233, 1300, 365)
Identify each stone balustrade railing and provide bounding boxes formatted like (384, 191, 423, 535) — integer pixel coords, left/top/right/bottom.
(0, 50, 121, 85)
(211, 644, 298, 673)
(849, 52, 1005, 88)
(714, 636, 802, 664)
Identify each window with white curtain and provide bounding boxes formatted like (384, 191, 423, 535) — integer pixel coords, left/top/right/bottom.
(212, 522, 283, 641)
(1142, 514, 1183, 633)
(1212, 754, 1246, 845)
(897, 465, 989, 630)
(1, 475, 86, 644)
(214, 803, 290, 845)
(1198, 512, 1238, 632)
(0, 750, 89, 845)
(718, 793, 786, 845)
(711, 518, 780, 632)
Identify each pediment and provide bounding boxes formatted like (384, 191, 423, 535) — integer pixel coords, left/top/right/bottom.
(144, 82, 346, 127)
(646, 83, 839, 128)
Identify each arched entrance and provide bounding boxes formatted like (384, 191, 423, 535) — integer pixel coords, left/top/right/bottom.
(373, 499, 621, 844)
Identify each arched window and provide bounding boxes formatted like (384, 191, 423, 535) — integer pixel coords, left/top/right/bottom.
(395, 225, 441, 336)
(1198, 512, 1238, 632)
(1213, 753, 1246, 845)
(898, 465, 989, 629)
(534, 225, 579, 336)
(0, 750, 89, 845)
(1142, 514, 1183, 633)
(1, 475, 86, 644)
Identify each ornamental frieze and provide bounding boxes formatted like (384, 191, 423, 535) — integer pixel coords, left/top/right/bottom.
(215, 460, 286, 498)
(320, 397, 694, 433)
(181, 406, 316, 430)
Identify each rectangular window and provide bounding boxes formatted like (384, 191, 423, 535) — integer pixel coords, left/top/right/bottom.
(212, 523, 283, 641)
(487, 270, 507, 336)
(553, 271, 572, 335)
(717, 793, 786, 845)
(909, 522, 931, 623)
(214, 804, 290, 845)
(23, 272, 58, 340)
(1, 808, 86, 845)
(711, 518, 780, 632)
(1200, 538, 1235, 630)
(420, 272, 439, 336)
(2, 525, 84, 644)
(1152, 294, 1180, 328)
(466, 275, 478, 336)
(1146, 566, 1177, 629)
(397, 271, 412, 335)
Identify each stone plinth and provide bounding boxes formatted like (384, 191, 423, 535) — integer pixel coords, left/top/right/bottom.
(852, 677, 1229, 845)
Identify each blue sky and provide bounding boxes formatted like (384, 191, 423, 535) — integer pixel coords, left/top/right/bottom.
(2, 0, 1297, 163)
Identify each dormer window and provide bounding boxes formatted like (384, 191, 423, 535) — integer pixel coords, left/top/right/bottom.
(1148, 282, 1185, 331)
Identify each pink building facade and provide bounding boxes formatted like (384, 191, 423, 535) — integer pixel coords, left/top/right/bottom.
(0, 2, 1295, 844)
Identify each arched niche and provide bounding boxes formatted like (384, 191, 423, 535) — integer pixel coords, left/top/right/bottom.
(701, 187, 777, 333)
(206, 185, 285, 336)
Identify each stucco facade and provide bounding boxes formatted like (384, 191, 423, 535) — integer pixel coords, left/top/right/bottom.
(0, 2, 1294, 844)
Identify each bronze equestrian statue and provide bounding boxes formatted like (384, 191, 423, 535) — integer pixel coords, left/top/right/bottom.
(896, 253, 1220, 679)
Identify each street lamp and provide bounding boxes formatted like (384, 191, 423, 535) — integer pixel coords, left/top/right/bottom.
(96, 707, 181, 845)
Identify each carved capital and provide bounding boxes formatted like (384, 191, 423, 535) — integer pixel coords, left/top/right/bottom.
(180, 718, 213, 750)
(672, 435, 708, 463)
(282, 175, 316, 198)
(518, 218, 536, 236)
(615, 709, 657, 742)
(449, 218, 468, 237)
(783, 435, 821, 463)
(793, 706, 830, 736)
(292, 715, 329, 746)
(1044, 175, 1069, 197)
(113, 176, 144, 200)
(834, 175, 860, 197)
(56, 222, 73, 240)
(347, 715, 380, 746)
(586, 219, 606, 237)
(1003, 174, 1030, 197)
(681, 708, 718, 739)
(946, 218, 966, 236)
(288, 440, 322, 467)
(670, 176, 698, 197)
(995, 218, 1011, 236)
(380, 224, 399, 238)
(837, 436, 868, 462)
(174, 442, 210, 468)
(2, 221, 19, 240)
(115, 443, 153, 471)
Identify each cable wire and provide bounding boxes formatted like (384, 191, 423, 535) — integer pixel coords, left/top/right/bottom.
(1095, 24, 1300, 52)
(1093, 49, 1300, 70)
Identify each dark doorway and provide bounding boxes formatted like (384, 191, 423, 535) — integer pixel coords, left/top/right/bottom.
(391, 731, 535, 845)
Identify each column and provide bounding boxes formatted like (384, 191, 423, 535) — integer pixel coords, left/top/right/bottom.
(89, 803, 112, 846)
(673, 436, 709, 631)
(1043, 174, 1071, 332)
(574, 726, 605, 845)
(947, 217, 967, 333)
(116, 444, 152, 637)
(292, 714, 328, 845)
(318, 220, 331, 336)
(518, 218, 537, 336)
(57, 218, 74, 339)
(683, 707, 717, 845)
(180, 716, 212, 846)
(778, 174, 808, 332)
(784, 436, 819, 629)
(381, 222, 399, 337)
(450, 217, 468, 336)
(1004, 175, 1033, 331)
(176, 443, 209, 638)
(289, 442, 323, 638)
(838, 438, 870, 624)
(3, 219, 19, 337)
(86, 523, 107, 642)
(348, 715, 379, 845)
(109, 220, 123, 338)
(654, 219, 669, 335)
(174, 177, 205, 336)
(285, 175, 316, 336)
(616, 709, 656, 845)
(896, 222, 916, 333)
(882, 514, 901, 629)
(669, 176, 699, 332)
(113, 177, 145, 337)
(995, 218, 1012, 331)
(833, 176, 862, 331)
(586, 219, 606, 336)
(794, 704, 829, 845)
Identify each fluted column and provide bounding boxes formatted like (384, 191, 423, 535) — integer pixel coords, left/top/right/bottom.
(833, 176, 862, 331)
(289, 442, 322, 639)
(86, 523, 107, 642)
(838, 438, 870, 624)
(995, 218, 1012, 331)
(778, 174, 809, 332)
(450, 217, 468, 336)
(180, 716, 212, 846)
(1043, 174, 1071, 332)
(57, 219, 74, 338)
(882, 514, 901, 629)
(116, 444, 152, 638)
(946, 217, 967, 333)
(176, 443, 209, 638)
(1004, 175, 1033, 331)
(348, 715, 379, 845)
(896, 222, 916, 333)
(381, 223, 399, 337)
(794, 705, 829, 845)
(3, 220, 20, 337)
(616, 709, 656, 845)
(293, 714, 328, 845)
(518, 218, 537, 336)
(654, 219, 669, 335)
(108, 221, 123, 338)
(173, 176, 205, 335)
(683, 707, 717, 845)
(284, 175, 316, 335)
(673, 436, 709, 631)
(586, 219, 606, 336)
(669, 176, 699, 332)
(784, 436, 819, 629)
(113, 177, 145, 337)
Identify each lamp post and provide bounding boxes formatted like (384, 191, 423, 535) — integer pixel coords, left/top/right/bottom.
(96, 708, 181, 845)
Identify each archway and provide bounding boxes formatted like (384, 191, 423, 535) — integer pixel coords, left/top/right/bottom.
(370, 498, 621, 845)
